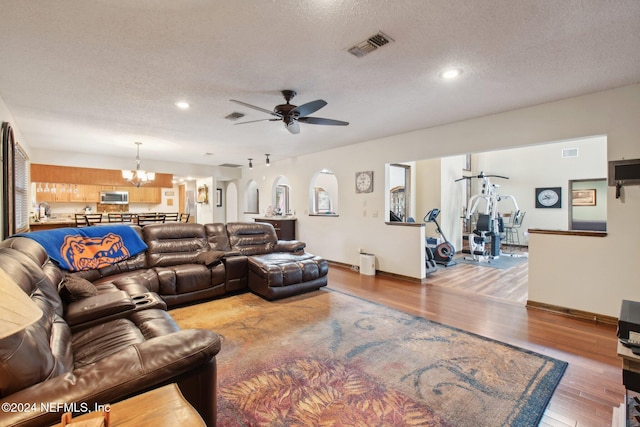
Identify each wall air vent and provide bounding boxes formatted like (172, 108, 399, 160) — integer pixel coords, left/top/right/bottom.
(348, 32, 394, 58)
(562, 148, 579, 158)
(225, 112, 245, 121)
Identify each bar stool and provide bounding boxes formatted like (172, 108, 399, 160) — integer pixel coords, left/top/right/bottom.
(504, 211, 526, 249)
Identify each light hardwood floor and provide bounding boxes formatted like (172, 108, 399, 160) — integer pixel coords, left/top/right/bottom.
(327, 260, 624, 427)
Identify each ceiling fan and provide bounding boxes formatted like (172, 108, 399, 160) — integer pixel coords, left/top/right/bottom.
(230, 90, 349, 134)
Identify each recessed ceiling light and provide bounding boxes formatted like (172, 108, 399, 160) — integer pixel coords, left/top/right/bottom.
(440, 68, 462, 79)
(175, 101, 190, 109)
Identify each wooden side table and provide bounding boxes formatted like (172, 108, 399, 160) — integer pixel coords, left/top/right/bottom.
(53, 384, 205, 427)
(618, 341, 640, 392)
(254, 217, 296, 240)
(616, 342, 640, 426)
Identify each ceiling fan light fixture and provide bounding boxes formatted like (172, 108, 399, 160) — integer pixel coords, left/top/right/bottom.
(230, 91, 348, 134)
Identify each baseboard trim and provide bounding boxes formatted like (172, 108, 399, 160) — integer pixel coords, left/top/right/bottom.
(327, 260, 426, 284)
(526, 300, 617, 325)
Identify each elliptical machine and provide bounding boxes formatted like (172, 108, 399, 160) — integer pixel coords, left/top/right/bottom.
(424, 208, 456, 267)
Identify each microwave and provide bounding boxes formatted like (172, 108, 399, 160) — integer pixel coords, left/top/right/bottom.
(100, 191, 129, 204)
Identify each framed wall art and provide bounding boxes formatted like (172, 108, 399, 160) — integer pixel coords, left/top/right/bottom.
(572, 189, 596, 206)
(197, 184, 209, 204)
(535, 187, 561, 209)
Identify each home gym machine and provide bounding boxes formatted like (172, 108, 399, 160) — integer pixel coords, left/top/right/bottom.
(423, 208, 456, 267)
(455, 172, 520, 262)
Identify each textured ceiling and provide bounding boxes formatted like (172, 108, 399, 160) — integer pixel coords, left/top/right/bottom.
(0, 0, 639, 170)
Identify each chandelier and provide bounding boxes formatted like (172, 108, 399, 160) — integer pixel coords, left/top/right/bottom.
(122, 142, 155, 187)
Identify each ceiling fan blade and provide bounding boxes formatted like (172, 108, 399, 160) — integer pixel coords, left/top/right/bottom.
(286, 120, 300, 134)
(230, 99, 282, 117)
(298, 117, 349, 126)
(291, 99, 327, 117)
(234, 118, 281, 125)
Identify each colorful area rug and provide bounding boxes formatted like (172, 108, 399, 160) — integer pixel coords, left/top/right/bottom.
(170, 290, 567, 426)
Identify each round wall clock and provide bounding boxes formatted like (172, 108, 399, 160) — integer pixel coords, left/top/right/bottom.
(535, 187, 561, 208)
(355, 171, 373, 193)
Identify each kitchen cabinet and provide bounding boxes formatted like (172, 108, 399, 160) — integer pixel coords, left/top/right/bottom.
(31, 163, 174, 188)
(69, 185, 100, 203)
(35, 183, 162, 204)
(35, 183, 69, 203)
(35, 183, 99, 203)
(116, 186, 162, 204)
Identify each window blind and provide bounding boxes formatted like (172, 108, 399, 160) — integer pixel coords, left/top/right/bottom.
(14, 143, 29, 233)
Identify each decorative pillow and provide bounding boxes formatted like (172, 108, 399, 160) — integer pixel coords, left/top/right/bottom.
(59, 275, 97, 303)
(194, 251, 226, 267)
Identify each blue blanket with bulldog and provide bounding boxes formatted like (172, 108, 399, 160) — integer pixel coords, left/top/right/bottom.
(15, 225, 148, 271)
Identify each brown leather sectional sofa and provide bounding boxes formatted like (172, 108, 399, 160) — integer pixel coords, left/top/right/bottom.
(0, 221, 327, 427)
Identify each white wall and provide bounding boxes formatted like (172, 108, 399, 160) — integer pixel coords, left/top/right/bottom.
(240, 84, 640, 317)
(440, 155, 467, 251)
(226, 182, 238, 222)
(415, 158, 441, 226)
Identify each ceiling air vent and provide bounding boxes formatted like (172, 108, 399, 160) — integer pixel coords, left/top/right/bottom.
(225, 112, 245, 121)
(562, 148, 579, 158)
(348, 32, 394, 58)
(219, 163, 243, 168)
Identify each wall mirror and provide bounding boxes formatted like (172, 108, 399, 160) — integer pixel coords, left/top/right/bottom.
(309, 169, 338, 216)
(275, 184, 290, 215)
(271, 176, 291, 216)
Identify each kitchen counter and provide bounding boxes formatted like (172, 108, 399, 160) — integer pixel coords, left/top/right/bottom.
(30, 217, 77, 230)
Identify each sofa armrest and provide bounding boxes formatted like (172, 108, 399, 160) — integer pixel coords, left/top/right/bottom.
(274, 240, 306, 253)
(0, 329, 221, 427)
(193, 250, 226, 267)
(65, 291, 135, 329)
(223, 250, 242, 258)
(194, 250, 243, 268)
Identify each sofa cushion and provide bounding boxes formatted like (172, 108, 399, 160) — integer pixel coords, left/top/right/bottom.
(204, 223, 232, 251)
(226, 222, 278, 256)
(59, 275, 98, 303)
(130, 309, 181, 339)
(144, 223, 209, 267)
(72, 318, 145, 368)
(94, 269, 160, 296)
(155, 264, 214, 295)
